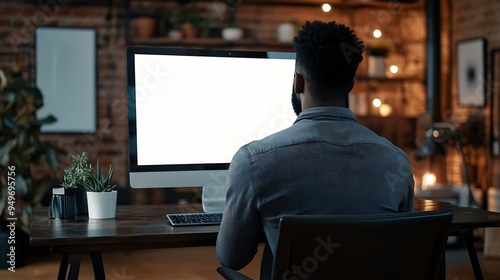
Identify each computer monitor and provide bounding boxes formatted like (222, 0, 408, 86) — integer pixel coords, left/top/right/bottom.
(127, 47, 297, 210)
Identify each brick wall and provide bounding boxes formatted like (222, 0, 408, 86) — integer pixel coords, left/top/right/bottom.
(450, 0, 500, 190)
(0, 0, 129, 187)
(0, 0, 428, 203)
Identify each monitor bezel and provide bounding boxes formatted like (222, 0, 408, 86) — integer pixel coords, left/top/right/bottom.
(127, 46, 296, 176)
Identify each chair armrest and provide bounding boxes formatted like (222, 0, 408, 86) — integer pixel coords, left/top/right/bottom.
(216, 267, 253, 280)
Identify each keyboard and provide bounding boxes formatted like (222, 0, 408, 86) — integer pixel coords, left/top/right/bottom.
(166, 212, 223, 226)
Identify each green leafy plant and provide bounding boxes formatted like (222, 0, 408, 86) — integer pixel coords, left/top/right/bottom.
(82, 160, 116, 192)
(170, 5, 211, 37)
(61, 152, 92, 188)
(0, 54, 63, 233)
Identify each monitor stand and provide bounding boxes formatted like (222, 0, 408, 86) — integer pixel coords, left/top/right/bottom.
(201, 184, 226, 213)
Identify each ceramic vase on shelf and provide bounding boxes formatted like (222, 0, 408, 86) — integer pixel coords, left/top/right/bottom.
(87, 191, 117, 219)
(222, 27, 243, 41)
(276, 22, 295, 42)
(168, 30, 182, 41)
(132, 17, 157, 38)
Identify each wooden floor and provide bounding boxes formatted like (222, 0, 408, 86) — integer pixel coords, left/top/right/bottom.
(2, 243, 500, 279)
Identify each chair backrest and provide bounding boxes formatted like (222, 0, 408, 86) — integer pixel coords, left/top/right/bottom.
(272, 210, 452, 280)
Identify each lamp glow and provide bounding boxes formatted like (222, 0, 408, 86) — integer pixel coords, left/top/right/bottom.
(322, 4, 332, 12)
(389, 65, 399, 74)
(373, 29, 382, 38)
(372, 98, 382, 108)
(422, 172, 436, 190)
(432, 129, 440, 138)
(379, 104, 392, 117)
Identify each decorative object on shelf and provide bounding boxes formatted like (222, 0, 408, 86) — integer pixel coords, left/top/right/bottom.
(168, 29, 183, 41)
(222, 27, 243, 41)
(276, 19, 299, 43)
(490, 48, 500, 157)
(83, 160, 117, 219)
(131, 6, 160, 38)
(348, 92, 368, 116)
(170, 5, 211, 39)
(367, 45, 389, 78)
(49, 152, 92, 219)
(0, 53, 62, 233)
(221, 0, 243, 41)
(457, 38, 487, 107)
(132, 16, 158, 38)
(276, 22, 295, 43)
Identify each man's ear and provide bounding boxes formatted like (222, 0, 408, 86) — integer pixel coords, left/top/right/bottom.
(294, 73, 305, 94)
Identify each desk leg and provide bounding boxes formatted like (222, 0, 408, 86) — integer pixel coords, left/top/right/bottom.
(67, 254, 83, 280)
(464, 235, 484, 280)
(58, 254, 69, 280)
(91, 252, 106, 280)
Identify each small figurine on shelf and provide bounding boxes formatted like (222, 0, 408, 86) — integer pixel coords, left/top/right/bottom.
(367, 45, 389, 78)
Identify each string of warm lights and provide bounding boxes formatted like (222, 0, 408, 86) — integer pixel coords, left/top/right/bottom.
(321, 2, 404, 118)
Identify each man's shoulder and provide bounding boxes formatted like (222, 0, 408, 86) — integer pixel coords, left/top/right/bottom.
(239, 124, 305, 156)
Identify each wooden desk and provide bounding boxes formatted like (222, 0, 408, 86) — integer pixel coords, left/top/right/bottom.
(30, 199, 500, 280)
(30, 204, 217, 280)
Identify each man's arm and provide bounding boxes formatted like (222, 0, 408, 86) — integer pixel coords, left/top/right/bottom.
(216, 147, 263, 270)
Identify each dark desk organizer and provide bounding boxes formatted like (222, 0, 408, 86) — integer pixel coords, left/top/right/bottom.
(48, 187, 87, 219)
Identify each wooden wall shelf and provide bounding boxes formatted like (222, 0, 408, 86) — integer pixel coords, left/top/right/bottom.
(129, 37, 294, 51)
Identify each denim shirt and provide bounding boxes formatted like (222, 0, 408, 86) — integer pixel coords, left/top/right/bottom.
(216, 106, 415, 277)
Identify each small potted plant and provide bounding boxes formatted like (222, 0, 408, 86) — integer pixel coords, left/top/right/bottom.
(221, 0, 243, 41)
(82, 160, 117, 219)
(49, 152, 92, 219)
(170, 5, 211, 39)
(367, 45, 390, 78)
(276, 19, 300, 43)
(132, 7, 160, 38)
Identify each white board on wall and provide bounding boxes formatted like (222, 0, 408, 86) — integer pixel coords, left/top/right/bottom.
(36, 27, 96, 133)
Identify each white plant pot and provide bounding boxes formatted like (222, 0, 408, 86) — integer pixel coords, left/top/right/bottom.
(87, 191, 117, 219)
(276, 23, 295, 42)
(222, 27, 243, 41)
(367, 55, 386, 78)
(168, 30, 182, 41)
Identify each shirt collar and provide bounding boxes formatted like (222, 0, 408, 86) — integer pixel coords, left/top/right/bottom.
(294, 106, 358, 124)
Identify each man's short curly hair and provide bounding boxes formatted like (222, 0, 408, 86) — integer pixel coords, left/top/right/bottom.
(293, 21, 364, 93)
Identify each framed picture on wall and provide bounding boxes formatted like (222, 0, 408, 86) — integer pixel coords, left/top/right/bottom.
(35, 27, 97, 133)
(457, 38, 487, 107)
(491, 48, 500, 157)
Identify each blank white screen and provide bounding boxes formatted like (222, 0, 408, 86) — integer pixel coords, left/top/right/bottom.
(134, 54, 296, 166)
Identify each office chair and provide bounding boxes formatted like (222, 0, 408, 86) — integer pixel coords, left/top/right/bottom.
(217, 210, 452, 280)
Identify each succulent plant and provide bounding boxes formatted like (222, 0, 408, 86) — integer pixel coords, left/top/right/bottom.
(82, 159, 116, 192)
